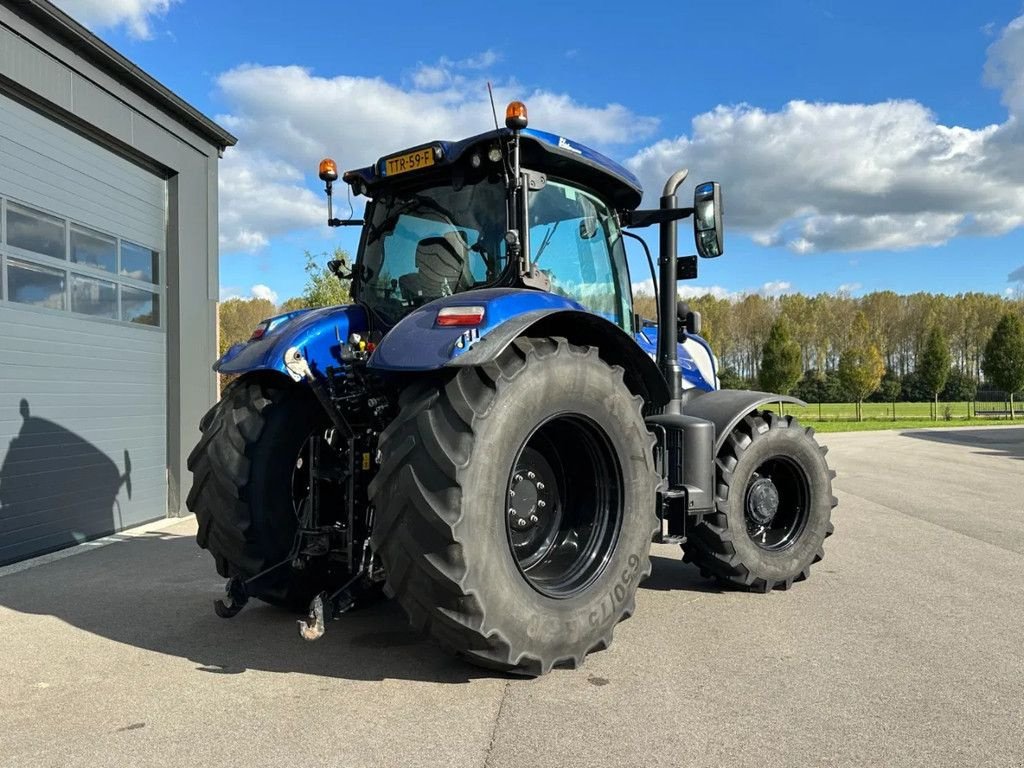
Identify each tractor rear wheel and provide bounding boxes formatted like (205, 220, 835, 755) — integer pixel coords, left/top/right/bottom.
(683, 411, 836, 591)
(187, 377, 329, 610)
(368, 337, 659, 676)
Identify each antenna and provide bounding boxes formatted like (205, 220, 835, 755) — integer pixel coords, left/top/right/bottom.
(487, 81, 501, 131)
(487, 81, 511, 189)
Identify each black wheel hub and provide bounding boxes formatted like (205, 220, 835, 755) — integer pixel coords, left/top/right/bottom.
(508, 448, 554, 529)
(744, 456, 810, 551)
(745, 476, 780, 526)
(505, 415, 622, 598)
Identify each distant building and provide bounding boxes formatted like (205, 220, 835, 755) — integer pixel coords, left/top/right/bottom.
(0, 0, 236, 564)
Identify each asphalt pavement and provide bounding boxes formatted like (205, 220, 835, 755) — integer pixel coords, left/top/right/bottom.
(1, 425, 1021, 767)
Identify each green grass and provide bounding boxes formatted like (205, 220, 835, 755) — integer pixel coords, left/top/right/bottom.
(752, 400, 1020, 432)
(802, 418, 1020, 433)
(784, 400, 982, 420)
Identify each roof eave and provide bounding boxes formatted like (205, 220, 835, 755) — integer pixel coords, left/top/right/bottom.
(4, 0, 237, 149)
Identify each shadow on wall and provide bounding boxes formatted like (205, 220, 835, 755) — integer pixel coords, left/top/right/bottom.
(0, 399, 131, 566)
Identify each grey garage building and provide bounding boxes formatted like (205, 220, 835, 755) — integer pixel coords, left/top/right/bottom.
(0, 0, 235, 564)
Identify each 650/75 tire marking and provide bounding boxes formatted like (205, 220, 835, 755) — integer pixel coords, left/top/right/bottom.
(589, 553, 641, 627)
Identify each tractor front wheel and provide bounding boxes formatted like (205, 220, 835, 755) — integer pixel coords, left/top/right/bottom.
(368, 337, 659, 676)
(683, 411, 836, 592)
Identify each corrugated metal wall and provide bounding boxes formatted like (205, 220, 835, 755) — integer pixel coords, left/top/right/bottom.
(0, 93, 167, 565)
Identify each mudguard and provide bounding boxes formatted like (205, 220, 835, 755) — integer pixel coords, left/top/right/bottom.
(215, 304, 369, 379)
(368, 287, 670, 406)
(682, 390, 807, 454)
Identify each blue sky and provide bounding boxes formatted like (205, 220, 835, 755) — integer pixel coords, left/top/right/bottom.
(56, 0, 1024, 303)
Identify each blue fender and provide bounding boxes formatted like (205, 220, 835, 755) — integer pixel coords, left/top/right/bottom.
(368, 287, 671, 406)
(215, 304, 369, 379)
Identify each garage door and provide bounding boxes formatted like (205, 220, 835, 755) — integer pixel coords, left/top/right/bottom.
(0, 93, 167, 566)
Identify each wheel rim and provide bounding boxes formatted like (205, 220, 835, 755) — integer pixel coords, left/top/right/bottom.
(744, 455, 810, 551)
(505, 414, 622, 598)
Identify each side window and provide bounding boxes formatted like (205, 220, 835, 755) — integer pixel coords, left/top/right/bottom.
(528, 181, 628, 328)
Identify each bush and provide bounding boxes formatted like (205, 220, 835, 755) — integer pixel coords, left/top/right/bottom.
(793, 370, 825, 402)
(941, 368, 978, 401)
(900, 370, 931, 402)
(718, 366, 749, 390)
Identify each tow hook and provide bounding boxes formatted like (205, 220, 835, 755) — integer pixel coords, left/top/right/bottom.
(213, 558, 293, 619)
(213, 575, 249, 618)
(297, 574, 361, 641)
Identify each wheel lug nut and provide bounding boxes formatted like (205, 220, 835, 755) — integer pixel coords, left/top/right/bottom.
(508, 508, 516, 516)
(529, 514, 538, 523)
(514, 474, 523, 483)
(527, 471, 536, 480)
(509, 490, 515, 497)
(517, 518, 527, 528)
(537, 500, 546, 508)
(536, 482, 544, 490)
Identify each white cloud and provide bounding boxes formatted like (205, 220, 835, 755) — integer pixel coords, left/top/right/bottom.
(837, 282, 863, 294)
(631, 280, 794, 302)
(411, 65, 449, 90)
(626, 13, 1024, 255)
(219, 284, 280, 304)
(759, 280, 792, 297)
(214, 61, 658, 254)
(51, 0, 178, 39)
(626, 100, 1017, 254)
(218, 149, 323, 253)
(250, 284, 278, 303)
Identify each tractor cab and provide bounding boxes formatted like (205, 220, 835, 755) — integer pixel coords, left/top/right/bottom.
(325, 105, 642, 331)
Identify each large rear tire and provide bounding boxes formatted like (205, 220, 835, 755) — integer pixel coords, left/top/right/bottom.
(683, 411, 836, 592)
(368, 338, 659, 676)
(186, 377, 327, 609)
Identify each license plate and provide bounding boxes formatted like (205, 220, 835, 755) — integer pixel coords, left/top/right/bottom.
(383, 147, 435, 176)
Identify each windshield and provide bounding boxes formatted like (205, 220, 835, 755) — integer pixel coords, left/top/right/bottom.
(357, 179, 509, 325)
(528, 180, 632, 331)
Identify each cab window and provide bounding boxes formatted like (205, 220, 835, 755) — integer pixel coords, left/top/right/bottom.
(528, 180, 631, 330)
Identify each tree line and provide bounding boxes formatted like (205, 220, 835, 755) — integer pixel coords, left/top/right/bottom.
(634, 290, 1024, 418)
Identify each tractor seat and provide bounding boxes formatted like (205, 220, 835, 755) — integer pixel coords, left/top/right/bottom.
(399, 231, 473, 301)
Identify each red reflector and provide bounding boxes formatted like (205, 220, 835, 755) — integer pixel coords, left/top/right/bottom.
(436, 306, 485, 327)
(249, 324, 268, 341)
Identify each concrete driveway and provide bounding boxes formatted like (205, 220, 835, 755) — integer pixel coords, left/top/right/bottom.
(1, 426, 1022, 767)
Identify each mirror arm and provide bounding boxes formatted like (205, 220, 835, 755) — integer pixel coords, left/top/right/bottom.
(622, 207, 694, 229)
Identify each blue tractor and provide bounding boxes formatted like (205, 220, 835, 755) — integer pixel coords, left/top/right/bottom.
(188, 101, 836, 675)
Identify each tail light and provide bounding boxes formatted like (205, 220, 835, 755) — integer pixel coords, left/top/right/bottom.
(436, 306, 485, 327)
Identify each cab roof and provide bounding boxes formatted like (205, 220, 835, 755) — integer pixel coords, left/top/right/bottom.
(343, 128, 644, 211)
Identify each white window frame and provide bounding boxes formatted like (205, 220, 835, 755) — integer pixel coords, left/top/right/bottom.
(0, 195, 165, 330)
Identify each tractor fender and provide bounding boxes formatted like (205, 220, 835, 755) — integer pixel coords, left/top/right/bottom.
(367, 287, 670, 406)
(682, 390, 807, 454)
(214, 304, 368, 380)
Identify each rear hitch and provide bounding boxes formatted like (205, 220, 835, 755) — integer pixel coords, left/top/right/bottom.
(297, 575, 360, 641)
(213, 575, 249, 618)
(213, 559, 292, 619)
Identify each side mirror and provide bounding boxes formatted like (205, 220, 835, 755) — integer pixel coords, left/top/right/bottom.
(693, 181, 723, 258)
(677, 302, 702, 336)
